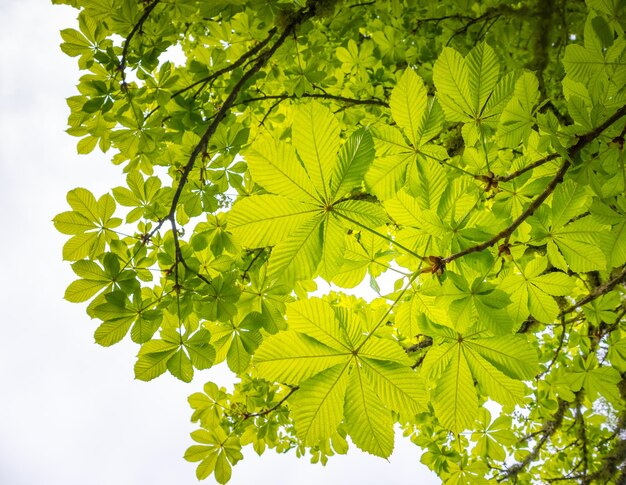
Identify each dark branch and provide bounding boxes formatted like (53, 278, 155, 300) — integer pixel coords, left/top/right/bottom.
(119, 0, 161, 85)
(536, 314, 567, 379)
(500, 399, 570, 480)
(169, 27, 278, 100)
(497, 152, 560, 183)
(562, 265, 626, 315)
(168, 5, 316, 218)
(405, 336, 433, 353)
(239, 92, 389, 108)
(443, 104, 626, 265)
(242, 386, 299, 420)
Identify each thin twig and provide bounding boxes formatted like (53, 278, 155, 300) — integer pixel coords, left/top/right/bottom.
(119, 0, 161, 86)
(167, 6, 316, 219)
(169, 27, 278, 100)
(242, 386, 300, 419)
(238, 92, 389, 108)
(497, 152, 560, 183)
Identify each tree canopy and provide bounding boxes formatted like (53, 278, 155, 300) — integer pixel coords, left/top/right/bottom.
(52, 0, 626, 482)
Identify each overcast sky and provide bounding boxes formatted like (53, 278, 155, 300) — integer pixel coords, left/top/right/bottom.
(0, 2, 438, 483)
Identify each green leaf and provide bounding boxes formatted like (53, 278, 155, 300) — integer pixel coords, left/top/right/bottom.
(430, 344, 477, 434)
(266, 215, 324, 282)
(244, 138, 320, 202)
(466, 43, 500, 116)
(167, 348, 194, 382)
(496, 72, 539, 147)
(291, 364, 350, 445)
(254, 332, 348, 384)
(390, 68, 428, 147)
(228, 195, 319, 248)
(331, 128, 375, 199)
(344, 366, 394, 457)
(433, 47, 474, 121)
(292, 102, 341, 201)
(53, 211, 96, 234)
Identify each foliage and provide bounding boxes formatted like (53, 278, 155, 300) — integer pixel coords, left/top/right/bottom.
(53, 0, 626, 483)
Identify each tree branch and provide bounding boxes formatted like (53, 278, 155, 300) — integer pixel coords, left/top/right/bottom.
(500, 399, 570, 480)
(497, 152, 560, 183)
(242, 386, 300, 420)
(158, 6, 317, 295)
(238, 92, 389, 108)
(169, 27, 278, 100)
(119, 0, 161, 86)
(562, 265, 626, 315)
(536, 314, 568, 379)
(443, 104, 626, 265)
(167, 6, 316, 219)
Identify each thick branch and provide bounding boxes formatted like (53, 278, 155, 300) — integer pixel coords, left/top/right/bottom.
(167, 6, 315, 218)
(443, 104, 626, 265)
(405, 336, 433, 353)
(500, 399, 570, 480)
(562, 265, 626, 315)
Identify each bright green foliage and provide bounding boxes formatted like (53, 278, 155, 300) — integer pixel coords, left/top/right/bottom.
(54, 0, 626, 483)
(254, 298, 425, 456)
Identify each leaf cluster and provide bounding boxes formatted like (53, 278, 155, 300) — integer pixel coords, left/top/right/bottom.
(54, 0, 626, 483)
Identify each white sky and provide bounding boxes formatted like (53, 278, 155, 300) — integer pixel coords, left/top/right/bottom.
(0, 1, 438, 483)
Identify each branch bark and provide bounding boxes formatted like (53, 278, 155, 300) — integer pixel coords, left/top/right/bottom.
(443, 104, 626, 265)
(119, 0, 161, 86)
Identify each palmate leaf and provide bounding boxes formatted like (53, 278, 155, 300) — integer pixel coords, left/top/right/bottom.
(436, 273, 512, 334)
(184, 428, 243, 484)
(433, 43, 518, 136)
(54, 188, 121, 261)
(566, 355, 624, 408)
(422, 324, 538, 433)
(499, 258, 576, 324)
(134, 328, 215, 382)
(551, 217, 608, 272)
(253, 298, 425, 456)
(365, 69, 444, 200)
(207, 313, 262, 374)
(228, 102, 383, 283)
(496, 72, 539, 148)
(238, 265, 292, 333)
(530, 183, 609, 272)
(471, 409, 516, 462)
(331, 230, 393, 289)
